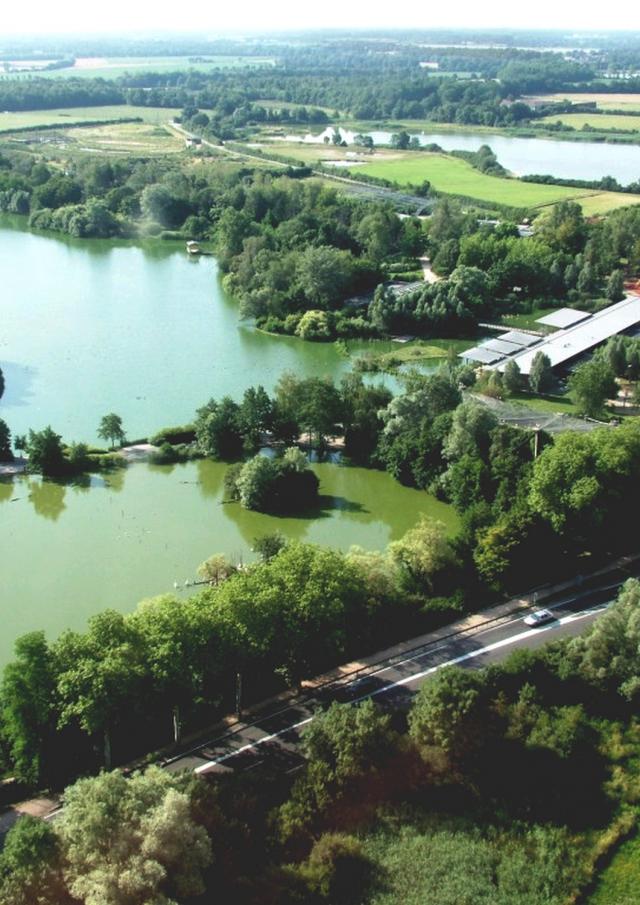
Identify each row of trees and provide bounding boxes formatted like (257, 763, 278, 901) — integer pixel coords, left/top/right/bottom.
(0, 522, 456, 787)
(194, 374, 391, 464)
(0, 414, 125, 474)
(4, 577, 639, 905)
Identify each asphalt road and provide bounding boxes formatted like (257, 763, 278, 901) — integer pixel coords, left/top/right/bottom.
(0, 578, 628, 843)
(165, 586, 616, 777)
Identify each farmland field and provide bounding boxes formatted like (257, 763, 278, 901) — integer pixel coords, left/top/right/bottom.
(529, 92, 640, 111)
(541, 112, 640, 131)
(1, 55, 276, 80)
(578, 192, 640, 215)
(64, 121, 183, 155)
(0, 105, 180, 133)
(249, 142, 640, 213)
(355, 152, 592, 207)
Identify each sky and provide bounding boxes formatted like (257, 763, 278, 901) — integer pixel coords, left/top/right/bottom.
(2, 0, 640, 38)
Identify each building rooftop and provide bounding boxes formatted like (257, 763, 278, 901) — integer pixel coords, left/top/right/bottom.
(536, 307, 591, 329)
(499, 330, 542, 348)
(461, 346, 505, 365)
(483, 338, 525, 356)
(492, 296, 640, 375)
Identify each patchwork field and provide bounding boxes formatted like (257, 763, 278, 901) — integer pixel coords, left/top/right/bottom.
(529, 92, 640, 112)
(0, 56, 276, 80)
(541, 112, 640, 131)
(65, 121, 183, 155)
(0, 105, 180, 133)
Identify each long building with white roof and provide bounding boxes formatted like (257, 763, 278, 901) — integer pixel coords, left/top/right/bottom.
(460, 296, 640, 376)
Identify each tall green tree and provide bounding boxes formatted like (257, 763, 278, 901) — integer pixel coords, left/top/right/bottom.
(195, 396, 243, 459)
(529, 352, 553, 394)
(0, 816, 69, 905)
(59, 767, 211, 905)
(409, 666, 486, 761)
(389, 516, 455, 592)
(503, 358, 522, 394)
(606, 269, 625, 303)
(97, 413, 125, 449)
(0, 418, 12, 461)
(54, 611, 146, 769)
(569, 578, 640, 701)
(0, 632, 56, 785)
(25, 426, 65, 476)
(569, 358, 617, 418)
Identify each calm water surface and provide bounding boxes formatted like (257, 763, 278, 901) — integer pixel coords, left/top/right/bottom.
(0, 218, 389, 444)
(293, 127, 640, 185)
(0, 460, 458, 665)
(0, 221, 456, 664)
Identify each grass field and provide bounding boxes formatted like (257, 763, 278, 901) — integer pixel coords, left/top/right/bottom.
(0, 56, 276, 80)
(541, 112, 640, 131)
(587, 831, 640, 905)
(66, 121, 183, 155)
(356, 338, 473, 371)
(529, 92, 640, 112)
(355, 152, 592, 208)
(501, 307, 560, 331)
(0, 105, 181, 133)
(508, 391, 579, 415)
(252, 141, 640, 214)
(579, 193, 640, 215)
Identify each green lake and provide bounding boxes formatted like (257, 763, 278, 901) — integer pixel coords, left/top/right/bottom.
(0, 460, 458, 665)
(0, 220, 458, 665)
(0, 217, 393, 444)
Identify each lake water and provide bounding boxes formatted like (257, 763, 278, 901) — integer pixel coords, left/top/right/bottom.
(290, 127, 640, 185)
(0, 220, 457, 665)
(0, 217, 392, 445)
(0, 459, 458, 665)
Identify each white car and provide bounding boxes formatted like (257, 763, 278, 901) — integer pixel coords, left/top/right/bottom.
(524, 609, 555, 627)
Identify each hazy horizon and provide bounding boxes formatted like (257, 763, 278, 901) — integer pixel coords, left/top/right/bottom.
(1, 1, 640, 40)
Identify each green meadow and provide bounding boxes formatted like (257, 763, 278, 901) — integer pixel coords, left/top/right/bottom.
(356, 152, 591, 208)
(541, 112, 640, 131)
(1, 56, 276, 80)
(0, 105, 180, 133)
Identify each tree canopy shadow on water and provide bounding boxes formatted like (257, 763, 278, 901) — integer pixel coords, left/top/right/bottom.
(268, 493, 368, 522)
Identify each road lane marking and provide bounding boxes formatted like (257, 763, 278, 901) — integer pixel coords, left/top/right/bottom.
(194, 606, 607, 772)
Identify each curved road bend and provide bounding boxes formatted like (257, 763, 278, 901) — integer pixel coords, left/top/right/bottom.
(165, 585, 620, 776)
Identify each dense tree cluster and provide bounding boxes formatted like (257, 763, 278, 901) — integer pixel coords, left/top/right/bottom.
(214, 177, 424, 335)
(4, 578, 640, 904)
(225, 447, 320, 513)
(194, 374, 390, 463)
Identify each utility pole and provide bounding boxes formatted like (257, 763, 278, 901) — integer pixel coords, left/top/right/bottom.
(235, 671, 243, 718)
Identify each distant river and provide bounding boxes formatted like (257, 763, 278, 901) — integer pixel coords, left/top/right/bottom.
(290, 126, 640, 185)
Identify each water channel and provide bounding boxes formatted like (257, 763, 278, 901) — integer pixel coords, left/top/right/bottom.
(0, 220, 457, 664)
